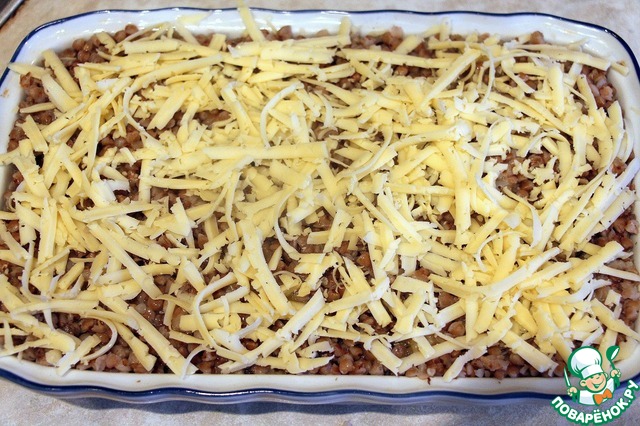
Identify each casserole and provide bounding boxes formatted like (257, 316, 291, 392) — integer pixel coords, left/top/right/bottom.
(0, 7, 639, 404)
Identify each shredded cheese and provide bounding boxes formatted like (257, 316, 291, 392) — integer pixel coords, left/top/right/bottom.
(0, 7, 638, 382)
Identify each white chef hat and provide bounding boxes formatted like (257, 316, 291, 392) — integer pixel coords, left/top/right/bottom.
(569, 346, 604, 380)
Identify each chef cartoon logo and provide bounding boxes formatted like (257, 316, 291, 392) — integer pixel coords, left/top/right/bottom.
(565, 346, 620, 406)
(551, 344, 639, 425)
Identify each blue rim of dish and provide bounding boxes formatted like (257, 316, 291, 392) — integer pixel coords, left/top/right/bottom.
(1, 7, 640, 86)
(0, 366, 598, 404)
(1, 363, 639, 404)
(0, 7, 639, 404)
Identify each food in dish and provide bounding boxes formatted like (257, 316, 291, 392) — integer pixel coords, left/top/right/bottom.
(0, 5, 639, 382)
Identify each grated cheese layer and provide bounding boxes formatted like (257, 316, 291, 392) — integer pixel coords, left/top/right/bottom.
(0, 9, 639, 381)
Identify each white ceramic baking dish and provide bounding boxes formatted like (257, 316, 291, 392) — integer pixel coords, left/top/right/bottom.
(0, 7, 639, 404)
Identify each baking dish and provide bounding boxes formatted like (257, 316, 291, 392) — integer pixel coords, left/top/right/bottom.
(0, 7, 639, 404)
